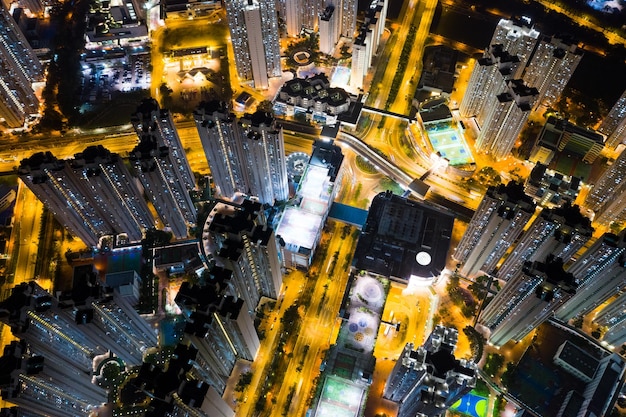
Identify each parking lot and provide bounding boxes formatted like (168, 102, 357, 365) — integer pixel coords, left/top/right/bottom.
(80, 52, 152, 111)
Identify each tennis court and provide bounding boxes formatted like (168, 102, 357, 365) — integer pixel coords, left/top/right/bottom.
(426, 127, 474, 166)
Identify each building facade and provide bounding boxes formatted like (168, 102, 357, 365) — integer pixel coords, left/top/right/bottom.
(522, 34, 582, 110)
(480, 258, 577, 347)
(0, 2, 43, 127)
(130, 99, 197, 239)
(223, 0, 281, 88)
(454, 182, 536, 277)
(459, 44, 520, 124)
(18, 148, 154, 247)
(339, 0, 357, 38)
(585, 148, 626, 226)
(556, 231, 626, 321)
(175, 272, 259, 395)
(599, 88, 626, 150)
(475, 79, 537, 160)
(489, 17, 540, 72)
(319, 5, 339, 55)
(194, 101, 288, 205)
(496, 203, 592, 281)
(0, 280, 158, 416)
(349, 0, 387, 90)
(595, 293, 626, 348)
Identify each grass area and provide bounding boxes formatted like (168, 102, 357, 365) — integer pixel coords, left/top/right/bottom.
(376, 177, 404, 195)
(355, 156, 378, 174)
(0, 174, 17, 186)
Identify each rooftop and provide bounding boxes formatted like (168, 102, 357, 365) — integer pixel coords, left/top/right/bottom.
(353, 191, 454, 282)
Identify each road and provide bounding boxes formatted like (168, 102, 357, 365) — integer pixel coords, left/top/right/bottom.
(278, 224, 357, 417)
(7, 181, 44, 290)
(234, 223, 357, 417)
(534, 0, 626, 47)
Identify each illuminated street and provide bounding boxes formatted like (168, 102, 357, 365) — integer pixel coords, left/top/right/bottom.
(0, 0, 624, 414)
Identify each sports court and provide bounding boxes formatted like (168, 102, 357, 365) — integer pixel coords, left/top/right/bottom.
(314, 375, 366, 417)
(331, 65, 351, 88)
(426, 125, 474, 166)
(451, 392, 489, 417)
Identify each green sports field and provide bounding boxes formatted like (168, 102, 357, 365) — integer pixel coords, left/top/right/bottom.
(451, 392, 489, 417)
(426, 127, 474, 166)
(314, 376, 365, 417)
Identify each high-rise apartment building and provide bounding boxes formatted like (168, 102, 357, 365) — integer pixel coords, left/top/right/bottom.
(319, 5, 339, 55)
(201, 198, 281, 313)
(497, 203, 592, 281)
(131, 99, 196, 190)
(194, 101, 289, 205)
(339, 0, 357, 38)
(599, 88, 626, 150)
(556, 231, 626, 322)
(459, 44, 520, 124)
(237, 111, 289, 203)
(1, 340, 108, 417)
(383, 343, 425, 402)
(460, 17, 540, 125)
(350, 31, 370, 91)
(0, 280, 158, 416)
(595, 293, 626, 347)
(130, 100, 197, 239)
(475, 79, 538, 160)
(522, 34, 582, 110)
(224, 0, 281, 88)
(175, 267, 259, 395)
(194, 101, 242, 200)
(385, 326, 477, 417)
(461, 18, 583, 160)
(585, 148, 626, 226)
(349, 0, 387, 90)
(0, 2, 43, 128)
(18, 147, 154, 247)
(454, 182, 536, 277)
(480, 257, 577, 347)
(285, 0, 300, 37)
(489, 17, 540, 71)
(286, 0, 323, 36)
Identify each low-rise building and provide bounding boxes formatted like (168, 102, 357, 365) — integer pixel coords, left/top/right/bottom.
(274, 73, 353, 125)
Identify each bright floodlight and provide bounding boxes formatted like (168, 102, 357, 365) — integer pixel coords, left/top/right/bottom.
(416, 251, 432, 266)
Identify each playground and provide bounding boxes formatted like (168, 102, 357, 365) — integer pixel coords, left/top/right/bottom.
(426, 125, 474, 166)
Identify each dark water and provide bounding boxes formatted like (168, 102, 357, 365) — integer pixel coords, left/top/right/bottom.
(429, 3, 499, 50)
(359, 0, 626, 103)
(428, 1, 626, 104)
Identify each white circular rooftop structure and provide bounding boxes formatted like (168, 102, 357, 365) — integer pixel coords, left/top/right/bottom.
(415, 251, 432, 266)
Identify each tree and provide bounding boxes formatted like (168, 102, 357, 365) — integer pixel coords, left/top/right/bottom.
(500, 362, 517, 388)
(257, 100, 274, 114)
(572, 316, 584, 329)
(235, 371, 253, 392)
(484, 353, 505, 377)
